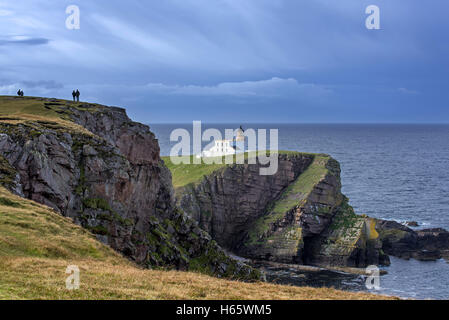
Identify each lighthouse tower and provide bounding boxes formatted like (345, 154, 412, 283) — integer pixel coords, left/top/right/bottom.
(234, 126, 245, 153)
(236, 127, 245, 142)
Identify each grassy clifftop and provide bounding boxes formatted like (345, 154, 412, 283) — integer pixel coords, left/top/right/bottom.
(162, 155, 230, 188)
(0, 96, 106, 119)
(162, 151, 319, 189)
(0, 96, 103, 135)
(0, 186, 392, 299)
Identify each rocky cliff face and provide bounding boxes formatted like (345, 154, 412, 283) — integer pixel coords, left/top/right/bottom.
(178, 153, 314, 249)
(175, 153, 389, 268)
(2, 97, 447, 277)
(174, 153, 449, 268)
(0, 97, 260, 280)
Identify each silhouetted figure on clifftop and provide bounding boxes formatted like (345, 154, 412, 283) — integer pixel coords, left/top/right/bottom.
(72, 90, 76, 101)
(75, 89, 80, 102)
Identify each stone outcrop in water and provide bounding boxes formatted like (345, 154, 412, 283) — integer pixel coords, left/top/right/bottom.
(174, 154, 389, 268)
(376, 220, 449, 261)
(0, 97, 260, 280)
(173, 153, 449, 268)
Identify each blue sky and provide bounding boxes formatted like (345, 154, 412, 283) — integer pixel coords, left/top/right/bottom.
(0, 0, 448, 123)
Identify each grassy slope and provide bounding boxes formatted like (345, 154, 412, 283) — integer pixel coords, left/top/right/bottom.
(0, 95, 394, 299)
(0, 96, 101, 135)
(245, 155, 330, 246)
(271, 155, 330, 214)
(0, 95, 106, 119)
(0, 187, 394, 300)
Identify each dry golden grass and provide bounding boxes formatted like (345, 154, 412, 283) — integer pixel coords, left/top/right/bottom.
(0, 257, 397, 300)
(0, 186, 396, 300)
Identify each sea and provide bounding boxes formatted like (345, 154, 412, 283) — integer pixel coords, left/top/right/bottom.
(150, 123, 449, 300)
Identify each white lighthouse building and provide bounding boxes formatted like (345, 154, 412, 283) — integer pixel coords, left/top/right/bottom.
(197, 127, 245, 158)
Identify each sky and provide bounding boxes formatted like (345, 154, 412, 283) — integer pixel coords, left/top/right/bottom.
(0, 0, 448, 123)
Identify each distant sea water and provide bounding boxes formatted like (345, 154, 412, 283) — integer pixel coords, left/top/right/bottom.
(150, 123, 449, 300)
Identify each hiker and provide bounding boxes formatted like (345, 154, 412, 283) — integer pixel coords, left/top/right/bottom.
(72, 90, 76, 101)
(75, 89, 80, 102)
(17, 89, 23, 97)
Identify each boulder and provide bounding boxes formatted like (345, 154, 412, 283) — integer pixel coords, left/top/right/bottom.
(376, 221, 449, 262)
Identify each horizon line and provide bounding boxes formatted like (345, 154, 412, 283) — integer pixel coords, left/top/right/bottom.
(147, 122, 449, 125)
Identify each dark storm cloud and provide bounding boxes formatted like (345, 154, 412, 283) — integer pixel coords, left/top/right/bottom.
(0, 0, 448, 122)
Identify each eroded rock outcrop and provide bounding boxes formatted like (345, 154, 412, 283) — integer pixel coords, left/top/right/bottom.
(0, 97, 260, 280)
(178, 153, 314, 249)
(175, 154, 390, 268)
(174, 153, 449, 268)
(376, 220, 449, 261)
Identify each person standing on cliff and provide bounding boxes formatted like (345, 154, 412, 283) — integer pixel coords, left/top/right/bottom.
(72, 90, 76, 101)
(75, 89, 80, 102)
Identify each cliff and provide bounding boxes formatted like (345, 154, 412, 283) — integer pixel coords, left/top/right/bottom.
(0, 96, 259, 280)
(169, 153, 449, 268)
(2, 96, 447, 280)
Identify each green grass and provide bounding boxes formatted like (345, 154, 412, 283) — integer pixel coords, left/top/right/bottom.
(246, 155, 331, 246)
(0, 96, 104, 119)
(162, 155, 229, 188)
(0, 95, 105, 136)
(0, 155, 17, 188)
(271, 155, 330, 214)
(82, 198, 112, 211)
(0, 197, 23, 208)
(163, 151, 319, 189)
(0, 96, 61, 119)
